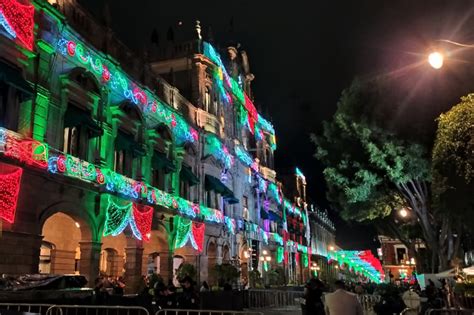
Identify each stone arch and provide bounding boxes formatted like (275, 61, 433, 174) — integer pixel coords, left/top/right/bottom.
(118, 101, 145, 125)
(41, 212, 83, 275)
(222, 243, 231, 263)
(207, 238, 218, 286)
(101, 232, 127, 277)
(239, 242, 250, 284)
(68, 67, 101, 95)
(99, 248, 120, 277)
(155, 123, 175, 157)
(38, 201, 96, 241)
(142, 228, 169, 276)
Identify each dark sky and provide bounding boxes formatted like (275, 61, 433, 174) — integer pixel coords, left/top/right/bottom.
(81, 0, 474, 250)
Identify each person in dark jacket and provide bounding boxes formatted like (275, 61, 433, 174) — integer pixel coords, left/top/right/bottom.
(303, 278, 325, 315)
(178, 276, 199, 309)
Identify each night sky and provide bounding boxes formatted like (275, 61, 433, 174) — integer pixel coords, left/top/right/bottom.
(81, 0, 474, 250)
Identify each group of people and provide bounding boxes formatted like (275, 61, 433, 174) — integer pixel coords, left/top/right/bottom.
(93, 276, 126, 300)
(303, 279, 365, 315)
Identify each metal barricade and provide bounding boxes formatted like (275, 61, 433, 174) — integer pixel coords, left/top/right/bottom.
(45, 305, 150, 315)
(0, 303, 54, 315)
(156, 310, 263, 315)
(425, 309, 474, 314)
(246, 289, 304, 308)
(356, 295, 381, 315)
(400, 308, 419, 315)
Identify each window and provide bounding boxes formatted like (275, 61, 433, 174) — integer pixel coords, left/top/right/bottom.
(396, 247, 407, 264)
(243, 196, 248, 208)
(206, 190, 215, 208)
(152, 169, 162, 189)
(180, 179, 190, 199)
(204, 87, 211, 112)
(0, 82, 20, 131)
(63, 126, 81, 156)
(114, 130, 134, 177)
(63, 104, 97, 160)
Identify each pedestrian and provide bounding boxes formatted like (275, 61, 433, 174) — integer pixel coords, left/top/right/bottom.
(178, 276, 199, 309)
(200, 281, 210, 292)
(303, 278, 325, 315)
(324, 280, 363, 315)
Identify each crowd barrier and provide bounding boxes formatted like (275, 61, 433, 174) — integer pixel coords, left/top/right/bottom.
(0, 303, 53, 315)
(45, 305, 150, 315)
(156, 309, 263, 315)
(425, 309, 474, 314)
(245, 289, 304, 308)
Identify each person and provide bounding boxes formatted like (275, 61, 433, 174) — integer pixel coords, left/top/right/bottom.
(324, 280, 363, 315)
(178, 276, 199, 309)
(303, 278, 325, 315)
(200, 281, 210, 292)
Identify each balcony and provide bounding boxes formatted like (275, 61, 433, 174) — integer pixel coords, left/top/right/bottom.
(196, 109, 222, 137)
(260, 166, 277, 183)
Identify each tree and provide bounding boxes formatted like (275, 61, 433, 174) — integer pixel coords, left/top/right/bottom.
(176, 263, 197, 282)
(432, 94, 474, 267)
(211, 263, 240, 287)
(311, 79, 447, 271)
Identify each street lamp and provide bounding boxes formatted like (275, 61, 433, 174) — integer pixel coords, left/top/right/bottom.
(428, 52, 444, 69)
(427, 39, 474, 69)
(399, 208, 408, 218)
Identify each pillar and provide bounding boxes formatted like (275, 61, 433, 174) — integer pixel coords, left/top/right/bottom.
(199, 254, 208, 284)
(0, 231, 42, 275)
(79, 241, 101, 284)
(124, 241, 144, 293)
(159, 250, 173, 283)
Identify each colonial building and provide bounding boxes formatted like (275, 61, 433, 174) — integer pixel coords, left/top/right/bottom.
(377, 235, 424, 282)
(0, 0, 336, 291)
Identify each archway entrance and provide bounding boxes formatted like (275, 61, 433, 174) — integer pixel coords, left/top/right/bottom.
(41, 212, 82, 274)
(207, 242, 217, 286)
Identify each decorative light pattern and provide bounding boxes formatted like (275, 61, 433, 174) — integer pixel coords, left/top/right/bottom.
(0, 165, 22, 223)
(190, 222, 205, 252)
(55, 35, 197, 145)
(173, 216, 204, 252)
(204, 134, 234, 169)
(276, 246, 284, 264)
(0, 0, 34, 50)
(0, 9, 16, 39)
(131, 204, 153, 241)
(174, 216, 192, 249)
(203, 42, 276, 149)
(328, 250, 383, 283)
(295, 167, 306, 184)
(225, 216, 236, 234)
(268, 183, 282, 205)
(103, 196, 132, 237)
(269, 232, 284, 246)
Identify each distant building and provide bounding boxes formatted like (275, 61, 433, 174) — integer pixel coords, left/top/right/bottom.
(378, 235, 425, 282)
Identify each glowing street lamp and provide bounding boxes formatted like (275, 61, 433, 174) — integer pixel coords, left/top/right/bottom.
(428, 52, 444, 69)
(399, 208, 408, 218)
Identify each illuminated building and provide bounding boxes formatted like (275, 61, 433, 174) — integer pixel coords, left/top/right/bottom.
(0, 0, 336, 290)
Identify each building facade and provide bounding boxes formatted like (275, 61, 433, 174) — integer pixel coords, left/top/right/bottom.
(0, 0, 335, 290)
(377, 235, 424, 282)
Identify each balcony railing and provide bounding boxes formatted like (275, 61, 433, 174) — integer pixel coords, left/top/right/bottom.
(196, 109, 222, 136)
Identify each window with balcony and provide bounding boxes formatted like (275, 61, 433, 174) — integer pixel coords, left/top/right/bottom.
(204, 87, 211, 113)
(114, 130, 135, 177)
(151, 149, 176, 192)
(0, 62, 33, 132)
(63, 104, 101, 161)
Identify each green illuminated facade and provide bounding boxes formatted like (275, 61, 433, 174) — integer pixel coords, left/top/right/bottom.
(0, 0, 340, 289)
